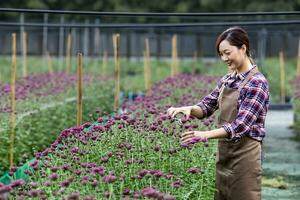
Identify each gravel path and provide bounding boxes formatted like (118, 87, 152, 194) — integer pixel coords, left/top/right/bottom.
(262, 110, 300, 199)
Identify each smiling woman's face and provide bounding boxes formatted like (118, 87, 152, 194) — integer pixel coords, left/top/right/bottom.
(218, 40, 246, 72)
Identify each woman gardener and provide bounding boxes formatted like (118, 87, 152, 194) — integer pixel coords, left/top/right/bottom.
(167, 26, 269, 200)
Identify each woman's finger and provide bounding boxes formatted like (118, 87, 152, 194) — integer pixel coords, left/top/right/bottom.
(181, 136, 194, 144)
(180, 131, 194, 138)
(181, 134, 194, 142)
(185, 112, 190, 120)
(167, 107, 174, 116)
(171, 110, 179, 118)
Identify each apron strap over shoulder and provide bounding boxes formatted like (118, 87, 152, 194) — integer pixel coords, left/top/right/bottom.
(238, 66, 259, 92)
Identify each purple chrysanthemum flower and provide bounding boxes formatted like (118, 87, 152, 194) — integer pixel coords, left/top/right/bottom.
(81, 176, 90, 184)
(74, 169, 82, 175)
(97, 117, 103, 123)
(101, 156, 110, 163)
(153, 144, 161, 152)
(67, 191, 80, 200)
(103, 191, 112, 198)
(167, 148, 177, 154)
(10, 180, 25, 188)
(50, 166, 59, 172)
(162, 194, 176, 200)
(61, 164, 71, 171)
(29, 182, 38, 188)
(141, 187, 160, 198)
(164, 173, 174, 180)
(60, 179, 71, 187)
(133, 191, 141, 198)
(83, 196, 94, 200)
(48, 173, 58, 181)
(43, 181, 51, 187)
(188, 167, 203, 174)
(171, 179, 184, 188)
(107, 152, 113, 157)
(153, 171, 164, 178)
(91, 180, 98, 187)
(122, 188, 131, 195)
(0, 185, 12, 194)
(27, 189, 41, 197)
(9, 166, 18, 173)
(203, 119, 210, 126)
(103, 174, 117, 183)
(138, 169, 148, 178)
(70, 147, 80, 154)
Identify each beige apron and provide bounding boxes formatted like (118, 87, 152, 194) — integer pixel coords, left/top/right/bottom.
(215, 67, 262, 200)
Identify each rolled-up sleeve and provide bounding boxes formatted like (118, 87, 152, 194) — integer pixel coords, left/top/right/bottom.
(222, 80, 269, 141)
(196, 77, 225, 117)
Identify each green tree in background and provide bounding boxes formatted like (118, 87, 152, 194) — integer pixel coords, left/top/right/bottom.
(0, 0, 299, 12)
(0, 0, 299, 22)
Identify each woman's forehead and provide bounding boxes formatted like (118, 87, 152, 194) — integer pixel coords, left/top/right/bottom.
(219, 40, 236, 51)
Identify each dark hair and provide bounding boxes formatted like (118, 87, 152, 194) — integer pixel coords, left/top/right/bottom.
(216, 26, 253, 62)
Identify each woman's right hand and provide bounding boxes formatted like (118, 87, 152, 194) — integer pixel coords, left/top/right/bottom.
(167, 106, 193, 119)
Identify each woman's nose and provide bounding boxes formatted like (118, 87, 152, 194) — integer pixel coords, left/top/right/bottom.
(221, 55, 228, 62)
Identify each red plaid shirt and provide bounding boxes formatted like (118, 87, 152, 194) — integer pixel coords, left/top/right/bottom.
(197, 67, 269, 141)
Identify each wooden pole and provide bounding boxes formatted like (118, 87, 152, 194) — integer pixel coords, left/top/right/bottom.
(76, 52, 83, 126)
(143, 51, 148, 92)
(9, 33, 17, 168)
(113, 34, 120, 112)
(66, 33, 72, 73)
(102, 50, 108, 76)
(47, 51, 54, 74)
(22, 31, 27, 77)
(144, 37, 151, 93)
(297, 37, 300, 77)
(279, 51, 286, 103)
(171, 34, 178, 77)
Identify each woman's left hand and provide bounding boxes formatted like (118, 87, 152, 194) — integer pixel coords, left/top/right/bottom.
(180, 131, 208, 144)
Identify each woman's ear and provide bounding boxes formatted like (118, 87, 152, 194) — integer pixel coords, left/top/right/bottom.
(241, 44, 247, 53)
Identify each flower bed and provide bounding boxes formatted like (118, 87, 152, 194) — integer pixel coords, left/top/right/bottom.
(2, 74, 219, 199)
(0, 73, 115, 176)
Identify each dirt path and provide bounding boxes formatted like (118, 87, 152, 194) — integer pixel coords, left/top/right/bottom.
(262, 110, 300, 199)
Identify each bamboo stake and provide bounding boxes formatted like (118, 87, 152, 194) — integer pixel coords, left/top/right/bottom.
(9, 33, 17, 168)
(102, 50, 108, 76)
(144, 37, 151, 93)
(143, 51, 148, 92)
(113, 34, 120, 112)
(297, 37, 300, 77)
(171, 34, 178, 77)
(66, 33, 72, 73)
(47, 51, 54, 75)
(22, 31, 27, 77)
(76, 52, 83, 126)
(279, 51, 286, 103)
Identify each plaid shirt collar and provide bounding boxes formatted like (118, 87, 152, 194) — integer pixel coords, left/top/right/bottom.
(230, 65, 256, 80)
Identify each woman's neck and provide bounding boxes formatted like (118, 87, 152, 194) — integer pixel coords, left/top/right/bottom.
(236, 59, 253, 74)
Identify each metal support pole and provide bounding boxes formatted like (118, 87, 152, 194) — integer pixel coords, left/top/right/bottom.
(43, 13, 48, 56)
(59, 15, 65, 66)
(20, 13, 24, 54)
(94, 19, 100, 57)
(83, 19, 89, 56)
(257, 28, 267, 68)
